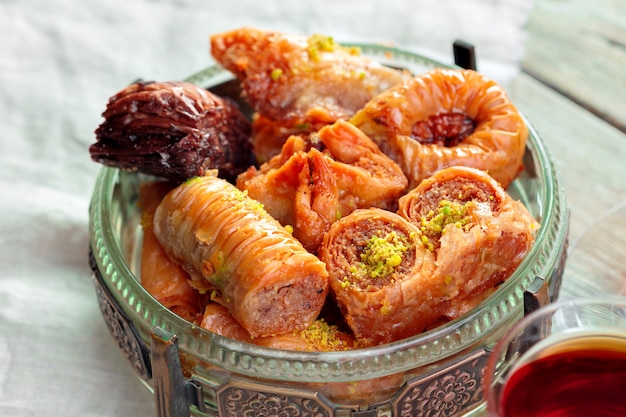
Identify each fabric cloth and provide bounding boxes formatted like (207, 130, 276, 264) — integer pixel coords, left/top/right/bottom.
(0, 0, 532, 415)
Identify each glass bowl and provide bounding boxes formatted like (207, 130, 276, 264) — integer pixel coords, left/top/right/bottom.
(88, 44, 569, 417)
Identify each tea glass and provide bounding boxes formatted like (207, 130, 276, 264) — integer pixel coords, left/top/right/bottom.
(485, 297, 626, 417)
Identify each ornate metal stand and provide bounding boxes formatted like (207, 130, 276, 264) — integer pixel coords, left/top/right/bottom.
(88, 41, 568, 417)
(90, 244, 561, 417)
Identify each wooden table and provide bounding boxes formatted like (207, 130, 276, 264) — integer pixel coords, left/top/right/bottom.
(507, 0, 626, 299)
(522, 0, 626, 133)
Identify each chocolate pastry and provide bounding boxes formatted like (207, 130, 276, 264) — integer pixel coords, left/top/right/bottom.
(90, 80, 254, 182)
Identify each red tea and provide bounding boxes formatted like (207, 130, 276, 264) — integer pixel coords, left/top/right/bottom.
(500, 333, 626, 417)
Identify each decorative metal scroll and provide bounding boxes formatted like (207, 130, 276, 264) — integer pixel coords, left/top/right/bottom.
(392, 349, 488, 417)
(205, 348, 489, 417)
(89, 248, 152, 381)
(215, 379, 337, 417)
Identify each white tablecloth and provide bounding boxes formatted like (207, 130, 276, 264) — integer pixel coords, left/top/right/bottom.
(0, 0, 532, 415)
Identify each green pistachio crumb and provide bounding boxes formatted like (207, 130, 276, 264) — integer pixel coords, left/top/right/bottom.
(418, 200, 473, 251)
(270, 68, 283, 81)
(300, 319, 348, 350)
(224, 188, 265, 214)
(355, 231, 411, 280)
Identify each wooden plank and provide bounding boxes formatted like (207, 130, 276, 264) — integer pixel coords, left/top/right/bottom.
(522, 0, 626, 132)
(508, 72, 626, 244)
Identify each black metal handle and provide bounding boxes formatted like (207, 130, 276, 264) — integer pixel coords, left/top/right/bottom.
(453, 40, 477, 71)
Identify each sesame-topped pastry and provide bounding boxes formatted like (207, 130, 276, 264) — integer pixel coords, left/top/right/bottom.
(90, 80, 254, 183)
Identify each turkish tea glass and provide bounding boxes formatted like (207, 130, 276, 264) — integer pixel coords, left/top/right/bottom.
(485, 297, 626, 417)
